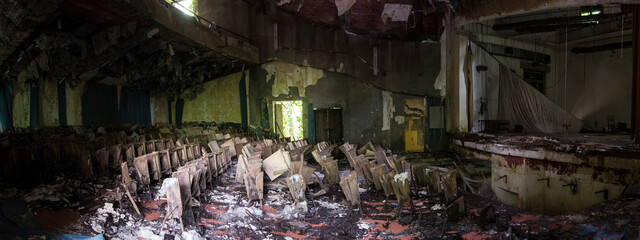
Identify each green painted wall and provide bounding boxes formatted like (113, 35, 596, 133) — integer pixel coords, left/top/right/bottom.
(180, 70, 249, 124)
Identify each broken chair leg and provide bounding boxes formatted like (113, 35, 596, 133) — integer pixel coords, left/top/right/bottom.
(121, 183, 141, 216)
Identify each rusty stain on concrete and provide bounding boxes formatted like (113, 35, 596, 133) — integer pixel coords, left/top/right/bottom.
(182, 70, 248, 123)
(262, 61, 324, 97)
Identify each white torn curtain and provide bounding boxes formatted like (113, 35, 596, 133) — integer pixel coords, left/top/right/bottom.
(335, 0, 356, 16)
(498, 65, 583, 133)
(382, 91, 393, 131)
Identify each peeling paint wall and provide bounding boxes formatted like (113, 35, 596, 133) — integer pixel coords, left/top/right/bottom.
(151, 95, 169, 124)
(9, 80, 85, 127)
(40, 80, 58, 126)
(11, 82, 30, 127)
(250, 64, 419, 151)
(66, 81, 85, 126)
(262, 61, 324, 97)
(381, 91, 393, 131)
(182, 70, 248, 123)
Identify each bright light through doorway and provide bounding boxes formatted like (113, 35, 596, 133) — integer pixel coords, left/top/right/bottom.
(274, 100, 304, 140)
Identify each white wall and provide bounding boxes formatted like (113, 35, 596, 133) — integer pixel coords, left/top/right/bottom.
(470, 32, 632, 133)
(550, 46, 632, 130)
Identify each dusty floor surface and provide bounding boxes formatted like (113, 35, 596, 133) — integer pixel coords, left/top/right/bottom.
(1, 159, 639, 239)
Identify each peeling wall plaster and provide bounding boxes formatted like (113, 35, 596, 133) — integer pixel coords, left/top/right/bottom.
(151, 95, 169, 124)
(262, 61, 324, 97)
(40, 80, 59, 126)
(9, 80, 85, 127)
(182, 70, 248, 123)
(382, 91, 393, 131)
(66, 81, 85, 126)
(11, 82, 30, 127)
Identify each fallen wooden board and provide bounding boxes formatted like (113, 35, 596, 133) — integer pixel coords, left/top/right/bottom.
(163, 178, 183, 219)
(172, 170, 192, 206)
(382, 171, 396, 198)
(340, 172, 360, 207)
(235, 155, 248, 183)
(221, 139, 236, 157)
(371, 164, 386, 191)
(442, 170, 458, 202)
(79, 150, 93, 179)
(426, 168, 442, 193)
(162, 177, 184, 232)
(121, 162, 137, 194)
(94, 148, 109, 177)
(244, 172, 264, 203)
(322, 160, 340, 185)
(208, 141, 220, 151)
(262, 148, 291, 181)
(412, 164, 428, 189)
(392, 172, 413, 215)
(108, 145, 122, 169)
(133, 156, 150, 185)
(286, 174, 307, 212)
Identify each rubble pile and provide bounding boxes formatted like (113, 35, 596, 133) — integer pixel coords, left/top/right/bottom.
(1, 125, 639, 239)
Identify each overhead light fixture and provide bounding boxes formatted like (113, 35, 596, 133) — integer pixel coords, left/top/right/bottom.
(580, 5, 603, 17)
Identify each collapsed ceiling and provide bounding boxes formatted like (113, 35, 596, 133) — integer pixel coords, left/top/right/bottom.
(0, 0, 249, 96)
(273, 0, 447, 40)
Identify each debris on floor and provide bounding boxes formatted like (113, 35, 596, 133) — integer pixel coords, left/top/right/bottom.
(0, 126, 638, 239)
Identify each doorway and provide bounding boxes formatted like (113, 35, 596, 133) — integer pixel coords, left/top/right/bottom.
(273, 100, 304, 140)
(314, 107, 343, 142)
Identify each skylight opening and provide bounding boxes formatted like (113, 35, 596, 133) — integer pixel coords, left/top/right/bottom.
(172, 0, 195, 16)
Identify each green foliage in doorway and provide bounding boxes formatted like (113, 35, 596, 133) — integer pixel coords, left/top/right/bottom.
(281, 101, 304, 139)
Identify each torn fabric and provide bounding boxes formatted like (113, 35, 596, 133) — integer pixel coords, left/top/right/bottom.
(464, 45, 473, 131)
(497, 65, 583, 133)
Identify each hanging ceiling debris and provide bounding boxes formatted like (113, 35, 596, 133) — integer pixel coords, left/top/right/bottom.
(274, 0, 447, 41)
(0, 0, 258, 96)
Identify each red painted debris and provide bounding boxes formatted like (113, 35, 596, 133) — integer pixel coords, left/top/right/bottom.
(207, 230, 231, 236)
(511, 213, 542, 223)
(262, 205, 279, 215)
(205, 204, 227, 215)
(363, 201, 386, 206)
(395, 234, 419, 240)
(461, 228, 492, 240)
(361, 218, 409, 234)
(271, 231, 316, 239)
(141, 199, 166, 209)
(370, 212, 395, 216)
(34, 208, 80, 232)
(302, 221, 326, 227)
(144, 210, 161, 221)
(201, 218, 225, 225)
